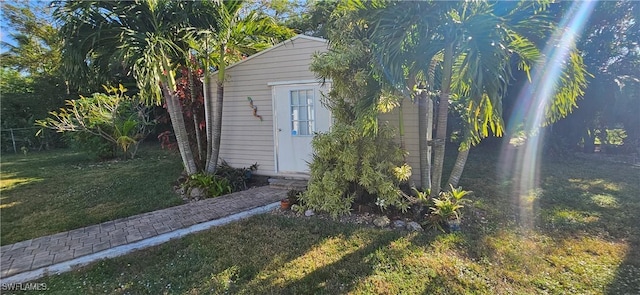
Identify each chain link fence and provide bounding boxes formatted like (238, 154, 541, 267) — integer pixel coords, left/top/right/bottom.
(0, 127, 62, 154)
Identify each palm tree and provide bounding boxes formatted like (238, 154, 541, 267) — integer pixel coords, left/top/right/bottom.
(187, 0, 293, 173)
(369, 0, 447, 191)
(370, 1, 588, 195)
(55, 0, 199, 174)
(57, 0, 291, 176)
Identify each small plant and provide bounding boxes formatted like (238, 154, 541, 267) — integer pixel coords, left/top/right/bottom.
(410, 187, 431, 218)
(183, 173, 232, 199)
(281, 189, 303, 210)
(216, 160, 258, 192)
(412, 187, 431, 205)
(426, 184, 471, 232)
(286, 189, 303, 205)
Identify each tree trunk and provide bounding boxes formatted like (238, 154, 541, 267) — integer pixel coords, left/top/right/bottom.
(203, 74, 214, 169)
(162, 85, 198, 175)
(430, 42, 454, 198)
(425, 59, 437, 191)
(399, 99, 406, 153)
(188, 70, 204, 166)
(447, 145, 470, 188)
(417, 89, 430, 189)
(206, 45, 228, 174)
(426, 97, 434, 189)
(206, 81, 224, 173)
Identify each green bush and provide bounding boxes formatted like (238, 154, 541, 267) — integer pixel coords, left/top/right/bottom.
(181, 161, 259, 199)
(215, 160, 258, 192)
(37, 85, 153, 159)
(65, 132, 115, 159)
(301, 123, 411, 218)
(183, 173, 233, 198)
(425, 185, 471, 232)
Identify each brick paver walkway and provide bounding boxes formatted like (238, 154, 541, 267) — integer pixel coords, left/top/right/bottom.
(0, 186, 287, 283)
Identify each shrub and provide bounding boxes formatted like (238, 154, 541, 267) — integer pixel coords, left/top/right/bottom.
(37, 85, 154, 159)
(180, 162, 259, 199)
(215, 160, 258, 192)
(183, 173, 232, 198)
(425, 185, 471, 232)
(301, 123, 411, 218)
(65, 132, 115, 159)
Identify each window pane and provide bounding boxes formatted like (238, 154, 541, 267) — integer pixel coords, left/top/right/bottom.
(299, 121, 309, 135)
(299, 90, 306, 105)
(306, 90, 314, 105)
(299, 106, 308, 121)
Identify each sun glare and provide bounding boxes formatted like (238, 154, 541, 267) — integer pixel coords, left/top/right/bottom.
(499, 1, 597, 228)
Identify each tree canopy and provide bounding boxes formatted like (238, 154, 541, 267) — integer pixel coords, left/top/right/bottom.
(1, 2, 67, 135)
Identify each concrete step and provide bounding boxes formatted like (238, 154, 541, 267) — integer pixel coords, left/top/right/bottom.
(268, 178, 308, 191)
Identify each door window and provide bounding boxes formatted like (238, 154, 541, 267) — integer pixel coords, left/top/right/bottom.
(290, 89, 315, 136)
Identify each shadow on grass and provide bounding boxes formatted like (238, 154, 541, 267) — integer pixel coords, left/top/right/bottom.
(212, 215, 413, 294)
(535, 160, 640, 294)
(275, 230, 399, 294)
(34, 215, 394, 294)
(10, 147, 638, 294)
(446, 146, 640, 293)
(606, 239, 640, 294)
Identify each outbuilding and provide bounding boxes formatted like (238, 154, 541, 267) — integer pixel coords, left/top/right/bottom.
(209, 34, 422, 182)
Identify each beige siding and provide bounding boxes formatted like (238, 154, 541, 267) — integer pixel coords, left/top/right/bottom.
(208, 36, 328, 177)
(379, 101, 422, 184)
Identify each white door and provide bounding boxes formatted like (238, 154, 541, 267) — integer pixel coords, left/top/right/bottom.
(273, 83, 331, 174)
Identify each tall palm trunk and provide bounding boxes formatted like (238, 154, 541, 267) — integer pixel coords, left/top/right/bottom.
(188, 69, 204, 165)
(417, 88, 430, 189)
(202, 37, 215, 172)
(206, 81, 223, 173)
(162, 84, 198, 175)
(206, 44, 228, 174)
(424, 58, 437, 190)
(430, 42, 454, 198)
(398, 99, 406, 153)
(203, 74, 214, 169)
(447, 145, 470, 188)
(418, 59, 438, 190)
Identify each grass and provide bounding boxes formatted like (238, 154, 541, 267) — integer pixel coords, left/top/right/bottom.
(0, 144, 184, 245)
(4, 146, 640, 294)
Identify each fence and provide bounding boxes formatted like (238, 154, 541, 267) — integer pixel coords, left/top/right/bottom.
(0, 127, 60, 154)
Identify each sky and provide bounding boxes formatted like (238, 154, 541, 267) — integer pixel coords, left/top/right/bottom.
(1, 0, 55, 53)
(0, 7, 14, 50)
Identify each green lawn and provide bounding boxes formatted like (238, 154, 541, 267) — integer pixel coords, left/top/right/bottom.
(7, 147, 639, 294)
(0, 144, 184, 245)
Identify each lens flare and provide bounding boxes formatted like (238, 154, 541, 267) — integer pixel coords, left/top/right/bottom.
(499, 1, 596, 228)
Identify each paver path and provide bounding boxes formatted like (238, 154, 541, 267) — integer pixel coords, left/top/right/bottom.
(0, 186, 287, 283)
